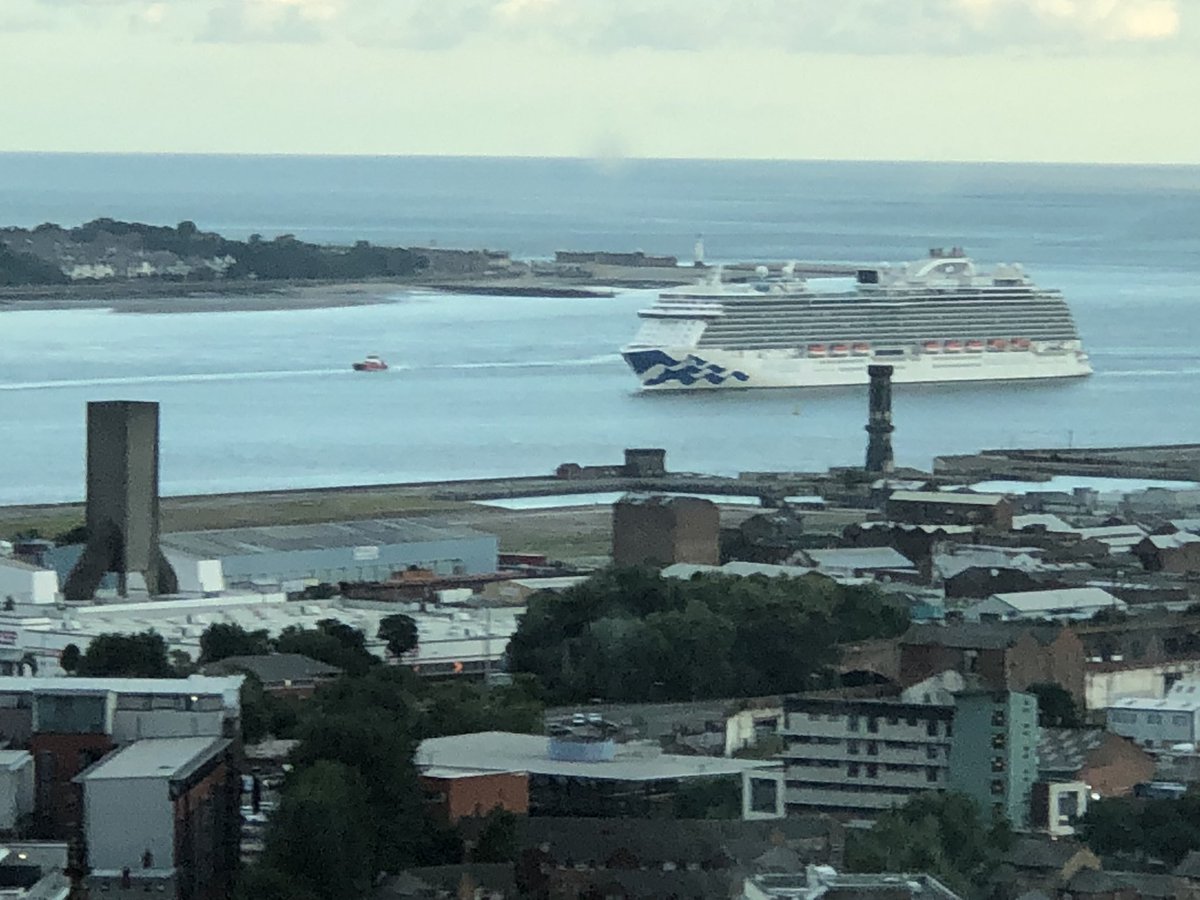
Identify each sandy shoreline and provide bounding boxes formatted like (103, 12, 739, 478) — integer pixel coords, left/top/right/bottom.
(0, 280, 419, 314)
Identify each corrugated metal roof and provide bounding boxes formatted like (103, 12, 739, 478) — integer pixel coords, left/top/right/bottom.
(805, 547, 915, 571)
(889, 490, 1007, 506)
(160, 517, 490, 559)
(989, 587, 1124, 613)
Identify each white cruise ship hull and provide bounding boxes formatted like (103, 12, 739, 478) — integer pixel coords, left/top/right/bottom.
(622, 345, 1092, 390)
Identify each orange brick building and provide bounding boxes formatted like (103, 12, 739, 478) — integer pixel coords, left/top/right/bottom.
(419, 769, 529, 824)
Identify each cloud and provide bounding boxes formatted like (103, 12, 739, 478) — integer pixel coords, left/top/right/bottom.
(199, 0, 343, 43)
(12, 0, 1191, 53)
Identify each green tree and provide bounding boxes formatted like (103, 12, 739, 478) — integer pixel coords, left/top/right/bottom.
(845, 792, 1009, 896)
(508, 567, 891, 703)
(59, 644, 81, 673)
(275, 621, 376, 676)
(1028, 682, 1083, 728)
(260, 761, 375, 900)
(234, 865, 321, 900)
(77, 631, 174, 677)
(473, 808, 519, 863)
(378, 614, 419, 657)
(200, 622, 274, 663)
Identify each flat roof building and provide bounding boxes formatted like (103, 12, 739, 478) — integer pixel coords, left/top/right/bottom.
(417, 731, 783, 820)
(77, 736, 238, 900)
(965, 587, 1126, 622)
(50, 517, 499, 593)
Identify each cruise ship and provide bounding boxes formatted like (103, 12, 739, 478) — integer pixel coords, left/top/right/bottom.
(621, 250, 1091, 390)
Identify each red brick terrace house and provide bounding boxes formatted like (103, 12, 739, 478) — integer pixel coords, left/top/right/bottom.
(899, 622, 1085, 704)
(1038, 728, 1155, 797)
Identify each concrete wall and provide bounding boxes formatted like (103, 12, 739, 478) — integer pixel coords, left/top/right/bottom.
(0, 561, 58, 604)
(0, 753, 34, 831)
(1107, 705, 1199, 749)
(84, 776, 173, 871)
(1084, 662, 1200, 711)
(111, 710, 228, 743)
(948, 692, 1039, 828)
(164, 552, 225, 594)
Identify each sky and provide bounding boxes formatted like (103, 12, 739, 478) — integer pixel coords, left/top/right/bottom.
(1, 0, 1197, 163)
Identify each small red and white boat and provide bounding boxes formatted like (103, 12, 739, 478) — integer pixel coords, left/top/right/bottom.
(851, 342, 871, 356)
(943, 340, 963, 353)
(807, 343, 827, 357)
(829, 343, 850, 357)
(352, 355, 388, 372)
(965, 340, 985, 353)
(922, 340, 941, 354)
(988, 338, 1008, 352)
(1011, 337, 1031, 350)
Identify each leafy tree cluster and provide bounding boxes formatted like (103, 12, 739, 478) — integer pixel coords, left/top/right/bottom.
(0, 242, 68, 285)
(1081, 795, 1200, 866)
(240, 666, 545, 900)
(200, 616, 418, 675)
(74, 631, 177, 678)
(845, 792, 1014, 897)
(507, 567, 910, 703)
(1028, 682, 1083, 728)
(46, 218, 429, 282)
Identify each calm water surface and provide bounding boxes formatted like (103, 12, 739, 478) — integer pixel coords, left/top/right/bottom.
(1, 155, 1198, 504)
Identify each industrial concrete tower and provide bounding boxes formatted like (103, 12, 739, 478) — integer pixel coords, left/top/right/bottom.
(63, 401, 178, 601)
(865, 365, 895, 474)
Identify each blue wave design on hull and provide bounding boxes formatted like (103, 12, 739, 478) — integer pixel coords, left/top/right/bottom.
(623, 350, 750, 387)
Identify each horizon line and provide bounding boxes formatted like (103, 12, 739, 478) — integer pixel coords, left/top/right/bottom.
(1, 150, 1198, 169)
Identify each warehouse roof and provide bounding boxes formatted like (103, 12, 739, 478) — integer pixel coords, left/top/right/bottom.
(76, 736, 230, 783)
(988, 587, 1124, 614)
(889, 491, 1008, 507)
(160, 518, 491, 559)
(417, 732, 777, 782)
(805, 547, 915, 571)
(1142, 533, 1200, 551)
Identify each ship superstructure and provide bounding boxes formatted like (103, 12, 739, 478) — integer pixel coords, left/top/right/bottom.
(621, 250, 1091, 389)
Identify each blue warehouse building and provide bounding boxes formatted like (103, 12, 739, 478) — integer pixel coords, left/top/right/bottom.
(49, 518, 498, 593)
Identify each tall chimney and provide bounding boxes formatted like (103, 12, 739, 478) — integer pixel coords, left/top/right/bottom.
(865, 365, 895, 473)
(63, 401, 178, 601)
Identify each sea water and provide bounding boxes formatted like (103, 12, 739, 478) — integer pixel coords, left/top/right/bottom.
(1, 154, 1198, 505)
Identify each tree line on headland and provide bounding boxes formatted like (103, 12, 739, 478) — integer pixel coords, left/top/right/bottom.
(0, 218, 429, 286)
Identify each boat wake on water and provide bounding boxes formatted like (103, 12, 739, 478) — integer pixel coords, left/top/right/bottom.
(0, 368, 351, 391)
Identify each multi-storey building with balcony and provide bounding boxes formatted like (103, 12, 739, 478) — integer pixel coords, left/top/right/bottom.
(778, 695, 955, 816)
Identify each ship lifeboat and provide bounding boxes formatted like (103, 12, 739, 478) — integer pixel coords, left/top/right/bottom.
(851, 342, 871, 356)
(965, 340, 984, 353)
(943, 340, 962, 353)
(352, 355, 388, 372)
(922, 340, 941, 354)
(988, 338, 1008, 352)
(829, 343, 850, 357)
(807, 343, 827, 357)
(1011, 337, 1031, 350)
